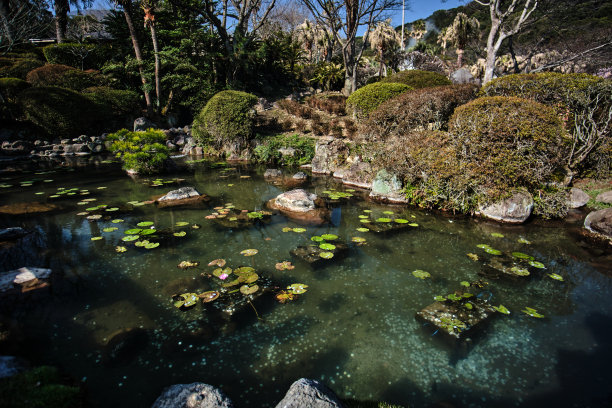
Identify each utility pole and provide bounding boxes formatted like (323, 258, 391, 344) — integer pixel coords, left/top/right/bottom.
(400, 0, 405, 50)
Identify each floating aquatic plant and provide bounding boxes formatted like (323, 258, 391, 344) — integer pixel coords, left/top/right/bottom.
(512, 252, 534, 260)
(234, 266, 255, 275)
(139, 229, 156, 235)
(412, 270, 431, 279)
(77, 212, 89, 216)
(522, 307, 545, 318)
(172, 293, 198, 309)
(383, 211, 394, 215)
(292, 228, 307, 233)
(484, 247, 502, 255)
(111, 219, 124, 224)
(409, 223, 419, 227)
(208, 259, 226, 267)
(115, 246, 127, 253)
(460, 281, 470, 287)
(275, 261, 295, 271)
(125, 228, 142, 235)
(106, 207, 119, 212)
(517, 237, 531, 244)
(358, 215, 369, 219)
(240, 284, 259, 295)
(178, 261, 199, 269)
(137, 221, 154, 227)
(464, 302, 473, 310)
(363, 210, 372, 213)
(529, 260, 546, 269)
(319, 243, 336, 251)
(394, 219, 409, 224)
(240, 249, 258, 256)
(173, 231, 186, 237)
(359, 219, 370, 223)
(198, 291, 219, 303)
(493, 304, 511, 314)
(134, 240, 148, 247)
(467, 253, 479, 261)
(434, 295, 446, 301)
(247, 211, 264, 219)
(547, 273, 564, 281)
(491, 233, 505, 238)
(477, 244, 490, 249)
(356, 227, 369, 232)
(321, 234, 338, 240)
(103, 227, 118, 232)
(287, 283, 308, 294)
(90, 236, 103, 241)
(175, 222, 189, 227)
(144, 242, 159, 249)
(319, 251, 334, 259)
(282, 227, 293, 232)
(510, 266, 530, 276)
(311, 236, 324, 242)
(376, 218, 392, 223)
(213, 267, 232, 278)
(121, 235, 139, 242)
(86, 215, 102, 220)
(275, 290, 295, 303)
(351, 237, 366, 243)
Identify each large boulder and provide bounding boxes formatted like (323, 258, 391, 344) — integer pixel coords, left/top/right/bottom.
(596, 190, 612, 204)
(264, 169, 283, 179)
(156, 187, 208, 208)
(568, 187, 590, 209)
(151, 383, 234, 408)
(275, 378, 343, 408)
(450, 68, 477, 85)
(478, 191, 534, 224)
(0, 267, 52, 294)
(584, 208, 612, 243)
(267, 189, 329, 224)
(369, 169, 409, 204)
(134, 117, 158, 132)
(341, 161, 374, 189)
(311, 137, 349, 175)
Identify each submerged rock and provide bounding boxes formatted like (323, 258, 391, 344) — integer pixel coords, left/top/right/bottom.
(103, 328, 148, 366)
(267, 189, 330, 224)
(568, 187, 590, 209)
(290, 243, 348, 266)
(478, 191, 533, 224)
(152, 383, 234, 408)
(0, 202, 59, 216)
(0, 267, 52, 294)
(275, 378, 343, 408)
(584, 208, 612, 243)
(0, 228, 29, 241)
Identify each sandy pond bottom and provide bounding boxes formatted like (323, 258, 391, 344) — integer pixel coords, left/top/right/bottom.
(0, 159, 611, 408)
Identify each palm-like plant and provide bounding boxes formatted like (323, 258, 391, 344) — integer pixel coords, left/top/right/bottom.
(296, 19, 316, 62)
(141, 0, 161, 112)
(370, 19, 400, 78)
(409, 19, 427, 42)
(438, 12, 480, 68)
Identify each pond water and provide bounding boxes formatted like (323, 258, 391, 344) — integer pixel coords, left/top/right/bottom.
(1, 158, 611, 408)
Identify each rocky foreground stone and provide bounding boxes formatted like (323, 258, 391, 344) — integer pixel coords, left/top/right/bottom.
(584, 208, 612, 244)
(151, 378, 342, 408)
(267, 189, 330, 224)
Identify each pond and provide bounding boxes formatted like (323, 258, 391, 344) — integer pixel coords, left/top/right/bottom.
(1, 158, 611, 408)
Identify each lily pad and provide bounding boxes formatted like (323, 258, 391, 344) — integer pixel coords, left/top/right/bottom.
(115, 246, 127, 253)
(434, 295, 446, 301)
(86, 214, 102, 220)
(287, 283, 308, 294)
(90, 236, 103, 241)
(460, 281, 470, 287)
(512, 252, 534, 260)
(510, 266, 530, 276)
(547, 273, 564, 281)
(178, 261, 199, 269)
(351, 237, 366, 243)
(173, 231, 187, 237)
(275, 261, 295, 271)
(213, 267, 233, 277)
(76, 212, 89, 216)
(173, 293, 198, 309)
(412, 270, 431, 279)
(363, 210, 372, 213)
(321, 234, 338, 241)
(139, 228, 156, 235)
(356, 227, 369, 232)
(175, 222, 190, 227)
(125, 228, 142, 235)
(121, 235, 139, 242)
(358, 215, 369, 219)
(144, 242, 160, 249)
(376, 218, 392, 223)
(491, 233, 505, 238)
(383, 211, 394, 215)
(310, 236, 324, 242)
(319, 251, 334, 259)
(484, 247, 502, 255)
(529, 260, 546, 269)
(292, 228, 307, 233)
(240, 285, 259, 295)
(319, 243, 336, 251)
(106, 207, 119, 212)
(234, 267, 255, 275)
(522, 307, 545, 318)
(394, 219, 409, 224)
(198, 291, 220, 303)
(281, 227, 293, 232)
(467, 253, 479, 261)
(359, 219, 370, 223)
(134, 240, 148, 247)
(477, 244, 491, 249)
(111, 219, 124, 223)
(493, 304, 511, 314)
(102, 227, 118, 232)
(137, 221, 154, 227)
(240, 249, 258, 256)
(517, 237, 532, 244)
(208, 259, 226, 267)
(409, 223, 419, 227)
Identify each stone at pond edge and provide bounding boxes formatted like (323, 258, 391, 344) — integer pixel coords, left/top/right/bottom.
(0, 267, 52, 293)
(151, 382, 234, 408)
(156, 187, 208, 208)
(267, 189, 330, 224)
(478, 191, 533, 224)
(0, 227, 29, 241)
(133, 117, 158, 132)
(595, 190, 612, 204)
(311, 137, 349, 175)
(584, 208, 612, 243)
(369, 169, 409, 204)
(567, 187, 590, 209)
(341, 161, 374, 190)
(264, 169, 283, 179)
(274, 378, 343, 408)
(0, 202, 60, 216)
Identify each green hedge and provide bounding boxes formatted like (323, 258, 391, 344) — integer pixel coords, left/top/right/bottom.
(363, 84, 478, 140)
(380, 70, 451, 89)
(107, 128, 169, 174)
(346, 82, 412, 120)
(192, 90, 258, 153)
(0, 78, 31, 101)
(0, 58, 45, 79)
(26, 64, 106, 91)
(83, 86, 140, 118)
(43, 43, 98, 69)
(16, 86, 107, 138)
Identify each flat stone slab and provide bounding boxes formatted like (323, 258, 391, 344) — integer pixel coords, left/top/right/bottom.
(0, 267, 52, 293)
(152, 383, 234, 408)
(416, 295, 497, 340)
(479, 191, 533, 224)
(596, 190, 612, 204)
(568, 187, 590, 208)
(156, 187, 209, 208)
(584, 208, 612, 242)
(0, 202, 60, 216)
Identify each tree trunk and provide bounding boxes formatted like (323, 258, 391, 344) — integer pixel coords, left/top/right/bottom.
(149, 22, 161, 113)
(456, 48, 464, 68)
(0, 0, 12, 45)
(508, 35, 520, 73)
(483, 18, 502, 84)
(122, 5, 153, 116)
(378, 47, 384, 77)
(54, 0, 69, 43)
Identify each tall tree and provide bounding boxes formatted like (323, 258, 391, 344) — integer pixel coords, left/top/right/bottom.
(300, 0, 402, 95)
(475, 0, 538, 84)
(369, 19, 398, 77)
(296, 18, 315, 61)
(142, 0, 161, 112)
(0, 0, 52, 52)
(438, 12, 480, 68)
(54, 0, 69, 42)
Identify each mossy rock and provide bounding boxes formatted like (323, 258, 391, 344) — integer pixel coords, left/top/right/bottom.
(380, 70, 451, 89)
(346, 82, 412, 120)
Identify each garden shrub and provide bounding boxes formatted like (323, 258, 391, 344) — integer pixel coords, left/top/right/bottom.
(306, 92, 347, 115)
(25, 64, 106, 91)
(346, 82, 412, 120)
(107, 128, 169, 174)
(448, 96, 568, 197)
(253, 133, 315, 165)
(192, 90, 258, 153)
(0, 78, 31, 101)
(83, 87, 140, 118)
(481, 72, 612, 178)
(363, 84, 478, 141)
(16, 86, 107, 138)
(42, 43, 99, 69)
(0, 58, 44, 79)
(277, 99, 314, 119)
(380, 69, 451, 89)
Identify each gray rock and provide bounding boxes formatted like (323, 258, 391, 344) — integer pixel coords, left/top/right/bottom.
(0, 267, 52, 293)
(60, 139, 70, 145)
(369, 169, 409, 204)
(292, 172, 308, 180)
(278, 147, 296, 157)
(174, 136, 186, 146)
(134, 117, 158, 132)
(158, 187, 201, 202)
(332, 169, 345, 179)
(341, 161, 374, 189)
(152, 383, 234, 408)
(166, 141, 177, 151)
(451, 68, 475, 84)
(311, 138, 349, 175)
(596, 190, 612, 204)
(88, 142, 104, 153)
(479, 190, 534, 224)
(255, 97, 273, 112)
(0, 356, 28, 379)
(273, 189, 317, 212)
(0, 227, 29, 241)
(275, 378, 343, 408)
(568, 188, 590, 208)
(264, 169, 283, 178)
(182, 137, 197, 155)
(584, 208, 612, 241)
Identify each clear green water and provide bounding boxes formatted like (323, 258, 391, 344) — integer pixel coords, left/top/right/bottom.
(1, 159, 611, 408)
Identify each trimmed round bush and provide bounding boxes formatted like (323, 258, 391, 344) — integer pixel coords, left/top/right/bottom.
(107, 128, 169, 174)
(346, 82, 412, 120)
(0, 78, 31, 100)
(363, 84, 478, 141)
(83, 87, 140, 117)
(16, 86, 108, 138)
(380, 70, 451, 89)
(449, 96, 568, 195)
(26, 64, 106, 91)
(43, 43, 97, 69)
(0, 58, 44, 79)
(192, 90, 258, 152)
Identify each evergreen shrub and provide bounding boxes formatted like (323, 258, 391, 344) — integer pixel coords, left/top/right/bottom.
(0, 58, 44, 79)
(26, 64, 106, 91)
(346, 82, 411, 120)
(42, 43, 98, 69)
(380, 70, 451, 89)
(363, 84, 478, 141)
(0, 78, 31, 101)
(192, 90, 258, 151)
(107, 128, 169, 174)
(83, 86, 140, 118)
(253, 133, 315, 165)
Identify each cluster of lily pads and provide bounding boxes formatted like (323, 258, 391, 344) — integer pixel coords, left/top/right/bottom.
(321, 189, 355, 200)
(146, 178, 185, 188)
(357, 209, 419, 228)
(309, 234, 340, 259)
